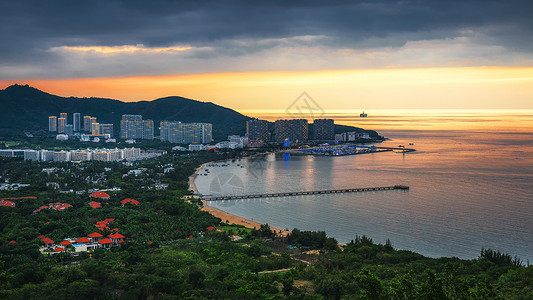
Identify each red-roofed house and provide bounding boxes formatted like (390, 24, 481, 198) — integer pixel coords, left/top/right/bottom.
(75, 237, 91, 243)
(9, 240, 16, 245)
(41, 238, 55, 248)
(0, 200, 15, 207)
(206, 226, 214, 231)
(98, 238, 113, 248)
(37, 235, 45, 239)
(108, 233, 125, 244)
(88, 232, 103, 242)
(55, 247, 65, 252)
(89, 191, 110, 199)
(120, 198, 139, 206)
(88, 201, 102, 209)
(60, 240, 72, 246)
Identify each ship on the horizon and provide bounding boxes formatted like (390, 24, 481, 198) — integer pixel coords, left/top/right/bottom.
(360, 111, 368, 118)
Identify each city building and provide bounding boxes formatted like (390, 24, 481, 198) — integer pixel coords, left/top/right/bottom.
(49, 116, 57, 132)
(142, 119, 154, 140)
(71, 150, 91, 161)
(58, 117, 66, 133)
(188, 144, 206, 151)
(83, 116, 92, 132)
(24, 150, 40, 161)
(335, 131, 371, 142)
(60, 113, 67, 121)
(159, 121, 212, 144)
(100, 124, 114, 137)
(274, 119, 308, 142)
(53, 151, 70, 162)
(92, 122, 100, 135)
(120, 115, 143, 139)
(65, 124, 74, 136)
(246, 119, 270, 141)
(56, 134, 68, 141)
(313, 119, 335, 140)
(228, 135, 249, 147)
(73, 113, 81, 131)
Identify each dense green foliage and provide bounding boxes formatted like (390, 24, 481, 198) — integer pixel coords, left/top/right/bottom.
(0, 153, 532, 299)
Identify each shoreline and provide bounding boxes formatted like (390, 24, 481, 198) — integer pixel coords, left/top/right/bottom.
(188, 159, 291, 237)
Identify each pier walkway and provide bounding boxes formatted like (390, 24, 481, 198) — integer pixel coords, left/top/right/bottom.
(203, 185, 409, 201)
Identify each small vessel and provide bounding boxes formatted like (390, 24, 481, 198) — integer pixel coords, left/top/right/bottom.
(360, 111, 368, 118)
(409, 143, 414, 145)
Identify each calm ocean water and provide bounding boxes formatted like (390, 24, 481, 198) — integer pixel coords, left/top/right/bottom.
(195, 112, 533, 261)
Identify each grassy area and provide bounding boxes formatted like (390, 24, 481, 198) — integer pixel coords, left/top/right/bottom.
(3, 141, 21, 147)
(219, 224, 255, 235)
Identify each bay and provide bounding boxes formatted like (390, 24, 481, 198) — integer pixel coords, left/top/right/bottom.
(195, 121, 533, 261)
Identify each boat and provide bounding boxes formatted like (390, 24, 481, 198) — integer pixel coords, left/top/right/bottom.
(360, 111, 368, 118)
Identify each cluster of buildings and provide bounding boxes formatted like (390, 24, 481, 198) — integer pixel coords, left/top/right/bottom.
(0, 147, 142, 162)
(334, 131, 371, 141)
(159, 120, 212, 144)
(47, 113, 214, 145)
(38, 231, 126, 254)
(49, 112, 113, 138)
(246, 118, 335, 143)
(120, 115, 154, 140)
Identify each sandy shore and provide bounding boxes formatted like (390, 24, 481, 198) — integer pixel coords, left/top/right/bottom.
(188, 161, 290, 237)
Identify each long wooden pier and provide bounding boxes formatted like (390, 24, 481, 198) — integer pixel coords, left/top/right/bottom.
(203, 185, 409, 201)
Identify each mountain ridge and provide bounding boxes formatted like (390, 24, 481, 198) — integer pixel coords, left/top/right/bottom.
(0, 84, 378, 140)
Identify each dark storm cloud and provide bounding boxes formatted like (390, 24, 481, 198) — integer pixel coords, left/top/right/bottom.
(1, 0, 532, 77)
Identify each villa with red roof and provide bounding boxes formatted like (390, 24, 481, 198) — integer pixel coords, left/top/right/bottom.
(88, 201, 102, 209)
(33, 202, 73, 213)
(89, 191, 110, 199)
(120, 198, 139, 206)
(88, 232, 103, 242)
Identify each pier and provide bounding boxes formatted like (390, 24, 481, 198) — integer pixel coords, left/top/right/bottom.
(203, 185, 409, 201)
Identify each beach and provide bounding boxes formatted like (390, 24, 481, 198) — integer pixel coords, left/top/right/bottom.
(188, 161, 290, 237)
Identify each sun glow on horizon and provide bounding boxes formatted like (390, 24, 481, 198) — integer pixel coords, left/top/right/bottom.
(1, 66, 533, 111)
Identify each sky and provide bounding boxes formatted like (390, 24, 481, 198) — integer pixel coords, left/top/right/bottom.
(1, 0, 532, 111)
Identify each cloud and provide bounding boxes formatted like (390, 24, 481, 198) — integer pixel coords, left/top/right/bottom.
(1, 0, 532, 79)
(55, 45, 192, 55)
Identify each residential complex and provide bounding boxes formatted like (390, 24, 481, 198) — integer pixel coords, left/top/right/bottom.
(159, 121, 212, 144)
(73, 112, 81, 131)
(2, 148, 143, 162)
(246, 118, 270, 142)
(274, 119, 309, 142)
(48, 116, 57, 132)
(120, 115, 154, 140)
(48, 113, 114, 138)
(313, 119, 335, 140)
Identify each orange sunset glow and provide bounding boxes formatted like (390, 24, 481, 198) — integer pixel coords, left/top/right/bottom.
(2, 67, 533, 111)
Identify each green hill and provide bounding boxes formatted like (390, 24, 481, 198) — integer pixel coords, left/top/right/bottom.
(0, 84, 379, 141)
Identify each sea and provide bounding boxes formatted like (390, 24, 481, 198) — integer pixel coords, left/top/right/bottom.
(194, 110, 533, 261)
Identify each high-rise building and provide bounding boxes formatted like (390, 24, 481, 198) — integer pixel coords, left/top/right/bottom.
(92, 122, 100, 135)
(313, 119, 335, 140)
(73, 113, 81, 131)
(100, 124, 114, 137)
(60, 113, 67, 122)
(142, 120, 154, 140)
(274, 119, 308, 142)
(83, 116, 92, 131)
(246, 119, 270, 141)
(120, 115, 143, 139)
(65, 124, 74, 136)
(58, 117, 66, 133)
(159, 121, 212, 144)
(49, 116, 57, 132)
